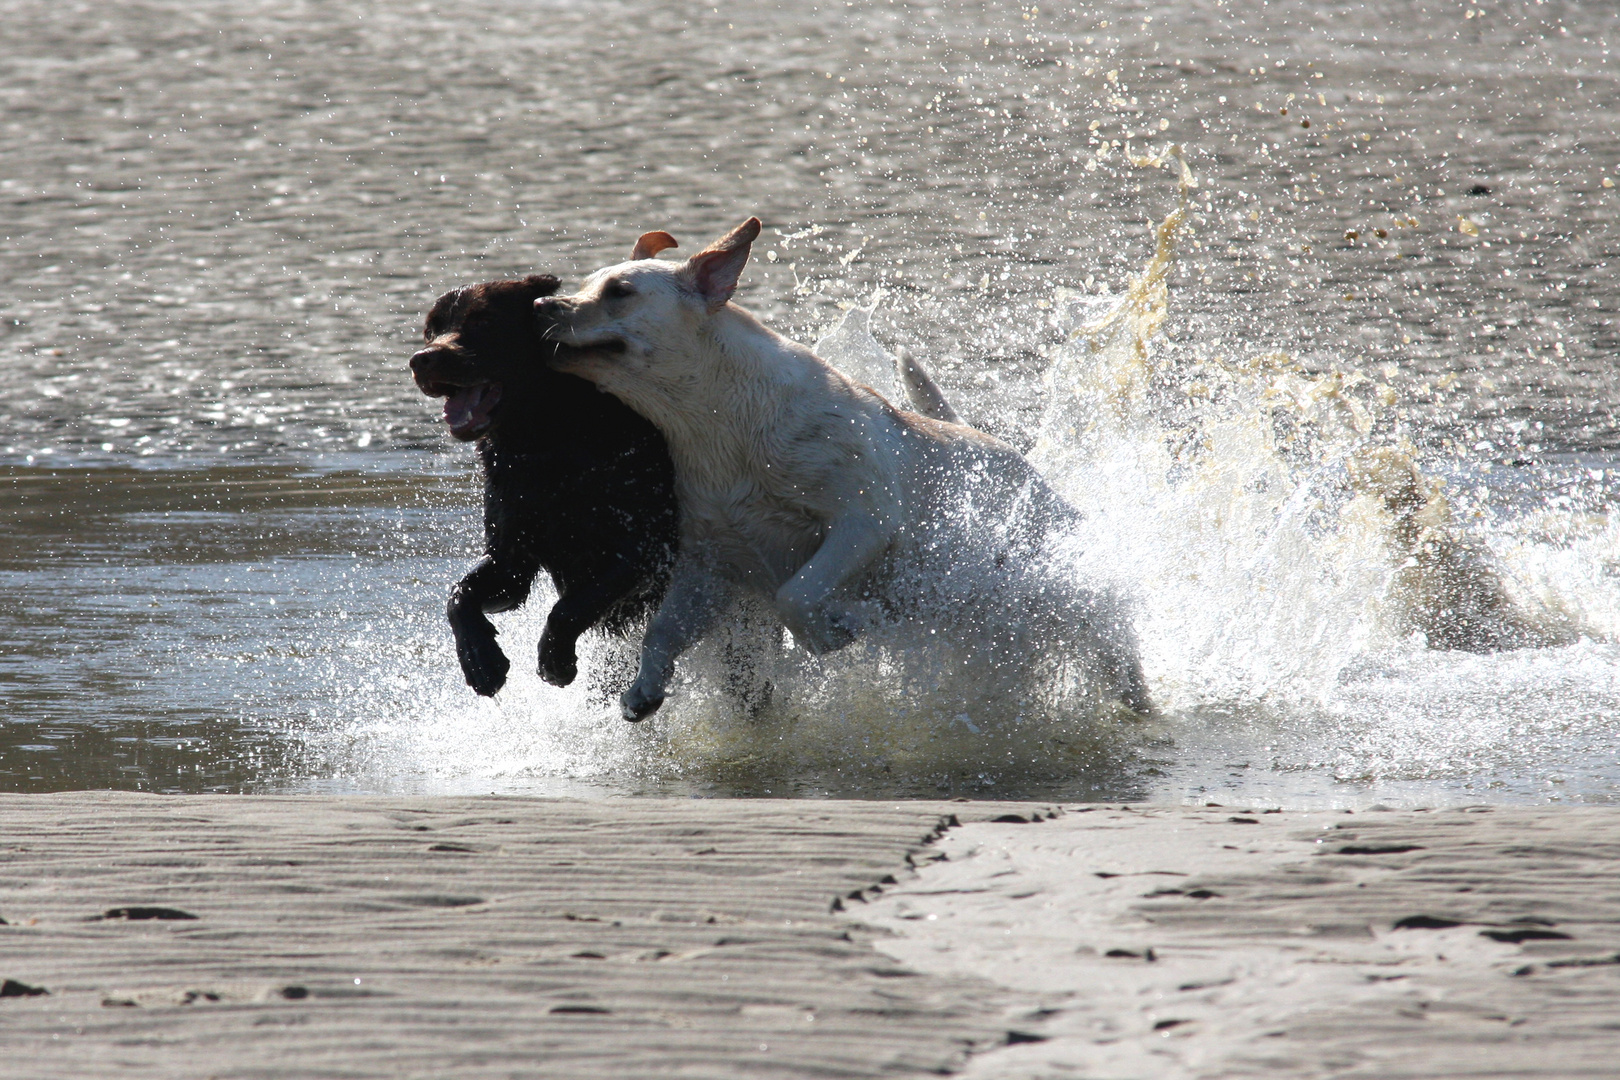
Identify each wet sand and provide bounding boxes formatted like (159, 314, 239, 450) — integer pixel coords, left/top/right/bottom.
(864, 804, 1620, 1078)
(0, 793, 1028, 1079)
(6, 796, 1620, 1077)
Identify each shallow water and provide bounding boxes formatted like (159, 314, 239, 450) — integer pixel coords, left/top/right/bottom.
(2, 0, 1617, 805)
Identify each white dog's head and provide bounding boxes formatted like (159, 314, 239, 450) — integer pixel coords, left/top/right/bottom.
(535, 219, 761, 416)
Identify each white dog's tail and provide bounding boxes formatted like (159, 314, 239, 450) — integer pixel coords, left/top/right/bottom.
(895, 347, 962, 425)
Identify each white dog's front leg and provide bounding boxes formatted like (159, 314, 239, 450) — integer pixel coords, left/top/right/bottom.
(623, 560, 728, 722)
(775, 513, 893, 653)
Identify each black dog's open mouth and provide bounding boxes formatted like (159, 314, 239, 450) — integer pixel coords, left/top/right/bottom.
(418, 379, 502, 441)
(444, 382, 501, 440)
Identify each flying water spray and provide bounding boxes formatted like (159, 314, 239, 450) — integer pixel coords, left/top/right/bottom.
(302, 149, 1619, 801)
(1031, 148, 1603, 714)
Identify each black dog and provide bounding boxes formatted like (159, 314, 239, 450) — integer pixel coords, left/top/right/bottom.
(409, 275, 677, 697)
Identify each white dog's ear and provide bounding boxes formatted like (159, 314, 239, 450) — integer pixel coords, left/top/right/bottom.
(631, 231, 678, 261)
(683, 217, 761, 311)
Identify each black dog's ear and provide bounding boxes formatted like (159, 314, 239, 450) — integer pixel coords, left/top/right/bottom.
(522, 274, 561, 297)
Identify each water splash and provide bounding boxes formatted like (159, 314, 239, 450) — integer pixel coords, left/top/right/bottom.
(296, 154, 1620, 804)
(1015, 153, 1620, 801)
(814, 289, 903, 401)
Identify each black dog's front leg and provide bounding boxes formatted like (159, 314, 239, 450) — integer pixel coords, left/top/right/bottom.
(537, 560, 650, 688)
(448, 556, 536, 696)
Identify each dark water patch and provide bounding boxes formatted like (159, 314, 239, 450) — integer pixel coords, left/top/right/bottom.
(0, 463, 476, 793)
(96, 906, 199, 922)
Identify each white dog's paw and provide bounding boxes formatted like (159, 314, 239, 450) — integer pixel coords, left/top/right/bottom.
(620, 680, 666, 723)
(776, 590, 869, 655)
(1119, 683, 1156, 719)
(816, 610, 862, 652)
(786, 608, 861, 654)
(1108, 653, 1155, 718)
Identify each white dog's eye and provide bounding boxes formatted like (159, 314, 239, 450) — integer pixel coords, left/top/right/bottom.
(603, 279, 634, 299)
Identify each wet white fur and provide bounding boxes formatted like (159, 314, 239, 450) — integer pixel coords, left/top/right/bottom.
(541, 226, 1146, 720)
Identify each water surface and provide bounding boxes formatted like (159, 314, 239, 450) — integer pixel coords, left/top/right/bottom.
(2, 0, 1617, 804)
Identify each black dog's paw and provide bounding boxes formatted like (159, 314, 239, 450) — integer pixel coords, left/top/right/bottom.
(537, 636, 578, 687)
(458, 639, 511, 697)
(620, 684, 665, 723)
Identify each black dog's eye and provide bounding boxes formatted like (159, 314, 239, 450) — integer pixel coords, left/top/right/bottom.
(602, 279, 634, 299)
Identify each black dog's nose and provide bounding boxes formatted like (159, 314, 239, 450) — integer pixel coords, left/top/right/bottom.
(411, 345, 461, 377)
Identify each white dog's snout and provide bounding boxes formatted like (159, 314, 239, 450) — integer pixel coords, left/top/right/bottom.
(533, 296, 575, 343)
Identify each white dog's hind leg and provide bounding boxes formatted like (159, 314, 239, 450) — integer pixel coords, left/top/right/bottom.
(623, 559, 730, 722)
(1054, 589, 1154, 716)
(1097, 625, 1153, 716)
(774, 512, 893, 653)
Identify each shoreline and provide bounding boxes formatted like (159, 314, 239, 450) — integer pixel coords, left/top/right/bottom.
(3, 795, 1619, 1077)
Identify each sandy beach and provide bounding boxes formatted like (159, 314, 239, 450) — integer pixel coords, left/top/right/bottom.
(4, 796, 1619, 1078)
(1, 793, 1031, 1078)
(863, 804, 1620, 1078)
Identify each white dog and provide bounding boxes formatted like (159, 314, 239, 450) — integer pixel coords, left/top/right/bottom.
(538, 219, 1149, 721)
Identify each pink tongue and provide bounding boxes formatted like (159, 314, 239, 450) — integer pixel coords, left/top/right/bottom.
(443, 383, 501, 439)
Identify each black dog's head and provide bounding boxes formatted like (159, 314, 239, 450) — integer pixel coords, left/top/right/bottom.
(410, 275, 561, 441)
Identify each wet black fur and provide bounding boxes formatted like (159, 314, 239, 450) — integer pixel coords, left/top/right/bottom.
(410, 276, 677, 696)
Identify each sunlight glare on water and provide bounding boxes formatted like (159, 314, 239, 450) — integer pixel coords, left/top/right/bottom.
(1, 0, 1617, 804)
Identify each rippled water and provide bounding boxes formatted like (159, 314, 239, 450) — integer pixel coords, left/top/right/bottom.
(2, 0, 1616, 803)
